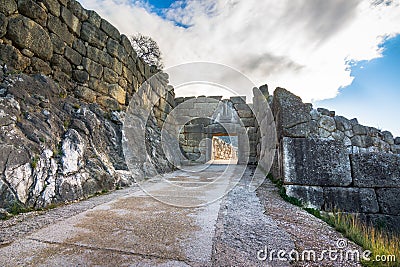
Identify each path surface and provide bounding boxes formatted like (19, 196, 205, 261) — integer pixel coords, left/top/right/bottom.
(0, 165, 362, 266)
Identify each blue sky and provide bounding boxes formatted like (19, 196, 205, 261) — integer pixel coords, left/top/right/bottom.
(316, 35, 400, 136)
(148, 0, 175, 9)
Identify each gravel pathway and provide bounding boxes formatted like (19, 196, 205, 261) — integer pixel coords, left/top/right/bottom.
(0, 166, 363, 266)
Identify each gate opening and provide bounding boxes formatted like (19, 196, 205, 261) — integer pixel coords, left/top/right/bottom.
(211, 135, 238, 164)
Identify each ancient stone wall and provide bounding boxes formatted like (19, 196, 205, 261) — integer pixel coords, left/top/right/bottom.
(174, 96, 257, 164)
(212, 137, 238, 161)
(268, 87, 400, 232)
(0, 0, 176, 113)
(0, 0, 176, 211)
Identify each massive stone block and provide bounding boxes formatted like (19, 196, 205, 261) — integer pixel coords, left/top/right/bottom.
(48, 14, 74, 46)
(376, 188, 400, 215)
(82, 57, 103, 79)
(0, 13, 7, 38)
(324, 187, 379, 213)
(61, 6, 81, 35)
(7, 15, 53, 60)
(64, 46, 82, 66)
(80, 22, 108, 49)
(283, 137, 352, 186)
(67, 0, 88, 21)
(351, 153, 400, 187)
(101, 19, 120, 40)
(108, 84, 125, 105)
(285, 185, 324, 209)
(0, 43, 30, 70)
(0, 0, 17, 15)
(272, 88, 311, 138)
(17, 0, 47, 26)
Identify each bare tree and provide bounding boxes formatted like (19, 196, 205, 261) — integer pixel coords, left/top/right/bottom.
(130, 33, 164, 69)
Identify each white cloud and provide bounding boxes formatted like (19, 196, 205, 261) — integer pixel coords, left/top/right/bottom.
(78, 0, 400, 102)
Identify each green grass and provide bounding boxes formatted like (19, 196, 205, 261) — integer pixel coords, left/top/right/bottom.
(63, 118, 71, 128)
(267, 174, 399, 267)
(268, 174, 302, 207)
(31, 155, 39, 169)
(89, 189, 110, 198)
(324, 212, 399, 267)
(7, 201, 33, 216)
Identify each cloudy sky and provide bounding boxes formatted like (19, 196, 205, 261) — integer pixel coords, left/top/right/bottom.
(78, 0, 400, 136)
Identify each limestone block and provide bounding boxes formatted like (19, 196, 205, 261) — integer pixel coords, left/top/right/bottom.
(108, 84, 125, 105)
(230, 96, 246, 104)
(72, 70, 89, 83)
(395, 137, 400, 145)
(382, 131, 394, 145)
(64, 46, 82, 66)
(310, 109, 320, 120)
(240, 117, 255, 127)
(272, 88, 311, 138)
(120, 34, 136, 58)
(285, 185, 324, 209)
(31, 57, 52, 74)
(324, 187, 379, 213)
(18, 0, 47, 26)
(61, 6, 81, 35)
(234, 103, 253, 118)
(0, 13, 7, 38)
(0, 43, 30, 70)
(89, 77, 108, 94)
(376, 188, 400, 215)
(49, 33, 65, 55)
(351, 153, 400, 187)
(103, 67, 118, 84)
(107, 38, 127, 64)
(47, 14, 74, 45)
(75, 86, 96, 102)
(0, 0, 17, 15)
(318, 115, 336, 132)
(283, 137, 352, 186)
(67, 0, 88, 21)
(82, 57, 103, 78)
(112, 58, 123, 75)
(101, 19, 120, 40)
(80, 22, 107, 49)
(285, 122, 311, 138)
(353, 124, 367, 135)
(42, 0, 60, 16)
(97, 95, 119, 110)
(7, 15, 53, 60)
(51, 54, 72, 75)
(87, 10, 101, 27)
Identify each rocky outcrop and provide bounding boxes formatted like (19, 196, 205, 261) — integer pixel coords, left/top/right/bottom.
(0, 70, 129, 209)
(0, 0, 177, 211)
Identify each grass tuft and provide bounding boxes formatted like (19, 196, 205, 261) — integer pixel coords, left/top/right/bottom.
(267, 173, 399, 267)
(324, 212, 399, 267)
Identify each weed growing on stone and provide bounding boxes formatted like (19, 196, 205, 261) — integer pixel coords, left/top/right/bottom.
(31, 155, 39, 169)
(8, 201, 33, 216)
(63, 118, 71, 128)
(267, 174, 302, 207)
